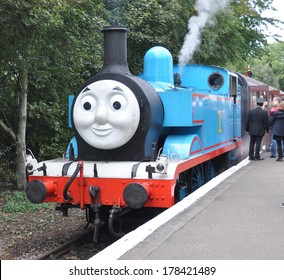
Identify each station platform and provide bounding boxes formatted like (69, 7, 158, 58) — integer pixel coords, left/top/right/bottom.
(91, 151, 284, 260)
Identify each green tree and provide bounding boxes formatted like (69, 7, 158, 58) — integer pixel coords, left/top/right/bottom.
(226, 42, 284, 92)
(268, 42, 284, 91)
(188, 0, 278, 65)
(0, 0, 106, 188)
(103, 0, 279, 70)
(0, 0, 282, 188)
(103, 0, 195, 74)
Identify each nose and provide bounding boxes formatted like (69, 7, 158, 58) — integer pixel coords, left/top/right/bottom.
(95, 103, 108, 125)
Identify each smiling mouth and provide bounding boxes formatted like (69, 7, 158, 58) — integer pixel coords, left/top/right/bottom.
(91, 125, 113, 136)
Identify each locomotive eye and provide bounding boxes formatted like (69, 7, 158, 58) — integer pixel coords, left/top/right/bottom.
(80, 95, 96, 112)
(113, 101, 121, 110)
(110, 95, 126, 111)
(83, 102, 92, 110)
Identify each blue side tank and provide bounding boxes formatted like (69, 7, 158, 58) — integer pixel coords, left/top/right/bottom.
(142, 46, 241, 160)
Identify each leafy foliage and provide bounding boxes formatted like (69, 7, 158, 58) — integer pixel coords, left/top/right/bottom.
(268, 42, 284, 90)
(0, 0, 283, 185)
(0, 143, 16, 186)
(243, 42, 284, 91)
(103, 0, 195, 73)
(0, 0, 107, 180)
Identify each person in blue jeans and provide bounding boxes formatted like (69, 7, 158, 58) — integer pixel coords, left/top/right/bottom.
(269, 101, 284, 161)
(269, 97, 284, 158)
(269, 98, 279, 157)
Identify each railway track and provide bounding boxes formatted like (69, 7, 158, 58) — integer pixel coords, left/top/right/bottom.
(36, 230, 94, 260)
(35, 208, 164, 260)
(31, 162, 234, 261)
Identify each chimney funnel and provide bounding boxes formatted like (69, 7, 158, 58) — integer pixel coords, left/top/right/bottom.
(101, 26, 130, 74)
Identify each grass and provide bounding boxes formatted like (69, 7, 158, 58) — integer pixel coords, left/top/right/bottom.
(0, 190, 51, 213)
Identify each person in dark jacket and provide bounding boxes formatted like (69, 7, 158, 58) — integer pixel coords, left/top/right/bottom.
(245, 98, 269, 160)
(269, 101, 284, 161)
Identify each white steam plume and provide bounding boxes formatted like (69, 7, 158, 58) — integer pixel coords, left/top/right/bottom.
(178, 0, 231, 66)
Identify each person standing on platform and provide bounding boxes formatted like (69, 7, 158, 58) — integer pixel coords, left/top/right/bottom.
(269, 101, 284, 162)
(245, 98, 269, 160)
(268, 98, 280, 158)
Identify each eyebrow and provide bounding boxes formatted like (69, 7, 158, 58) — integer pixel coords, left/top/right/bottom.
(82, 87, 90, 93)
(113, 86, 123, 91)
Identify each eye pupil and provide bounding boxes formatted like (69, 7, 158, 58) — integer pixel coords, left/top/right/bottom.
(83, 102, 91, 110)
(113, 101, 121, 110)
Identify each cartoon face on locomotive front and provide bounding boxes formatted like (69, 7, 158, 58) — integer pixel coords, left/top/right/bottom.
(72, 80, 140, 150)
(71, 69, 163, 162)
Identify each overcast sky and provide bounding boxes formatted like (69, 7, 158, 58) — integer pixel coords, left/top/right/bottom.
(262, 0, 284, 43)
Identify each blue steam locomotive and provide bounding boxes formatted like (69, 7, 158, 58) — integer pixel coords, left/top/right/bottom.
(26, 26, 250, 240)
